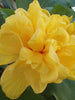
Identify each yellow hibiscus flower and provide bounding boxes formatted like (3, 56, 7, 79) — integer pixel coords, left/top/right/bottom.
(0, 0, 75, 99)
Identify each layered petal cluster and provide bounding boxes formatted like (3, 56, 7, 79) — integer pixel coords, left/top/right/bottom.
(0, 0, 75, 99)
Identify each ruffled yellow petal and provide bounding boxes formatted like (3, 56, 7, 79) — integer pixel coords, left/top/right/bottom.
(19, 47, 58, 83)
(36, 61, 49, 73)
(19, 48, 48, 93)
(36, 16, 48, 30)
(58, 35, 75, 80)
(28, 0, 41, 28)
(1, 61, 29, 99)
(0, 53, 17, 65)
(19, 47, 43, 69)
(23, 63, 47, 93)
(68, 64, 75, 80)
(28, 29, 45, 51)
(0, 30, 23, 65)
(70, 35, 75, 44)
(15, 8, 29, 17)
(36, 9, 50, 30)
(44, 45, 69, 81)
(20, 47, 49, 73)
(66, 21, 75, 34)
(47, 15, 71, 33)
(28, 0, 50, 30)
(42, 9, 50, 17)
(56, 64, 69, 82)
(40, 45, 58, 82)
(62, 15, 72, 24)
(57, 45, 75, 69)
(48, 28, 69, 46)
(40, 65, 58, 83)
(1, 15, 34, 47)
(44, 45, 59, 65)
(44, 39, 59, 52)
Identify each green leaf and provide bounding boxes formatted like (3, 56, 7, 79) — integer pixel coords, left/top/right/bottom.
(72, 18, 75, 22)
(1, 0, 17, 9)
(17, 87, 46, 100)
(70, 0, 75, 7)
(0, 12, 5, 26)
(0, 8, 14, 18)
(48, 5, 75, 22)
(0, 87, 46, 100)
(0, 86, 10, 100)
(16, 0, 75, 10)
(45, 7, 53, 12)
(42, 79, 75, 100)
(0, 65, 7, 77)
(49, 5, 75, 17)
(16, 0, 33, 10)
(39, 0, 71, 8)
(0, 8, 14, 27)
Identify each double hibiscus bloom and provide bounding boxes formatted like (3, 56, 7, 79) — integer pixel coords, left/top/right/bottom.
(0, 0, 75, 99)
